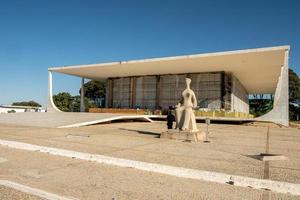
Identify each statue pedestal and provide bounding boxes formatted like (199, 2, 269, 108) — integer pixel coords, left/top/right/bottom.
(160, 130, 208, 143)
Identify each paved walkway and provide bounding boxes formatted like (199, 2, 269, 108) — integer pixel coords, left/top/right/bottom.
(1, 139, 299, 196)
(0, 122, 300, 199)
(0, 112, 151, 128)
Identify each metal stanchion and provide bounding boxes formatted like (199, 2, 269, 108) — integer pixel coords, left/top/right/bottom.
(204, 117, 210, 143)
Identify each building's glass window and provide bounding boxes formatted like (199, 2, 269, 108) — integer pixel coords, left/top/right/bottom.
(190, 73, 222, 110)
(159, 74, 186, 109)
(108, 72, 247, 112)
(134, 76, 156, 109)
(112, 77, 130, 108)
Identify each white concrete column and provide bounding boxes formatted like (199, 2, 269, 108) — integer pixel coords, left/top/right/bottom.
(47, 71, 62, 112)
(257, 49, 289, 126)
(80, 78, 85, 112)
(231, 75, 235, 112)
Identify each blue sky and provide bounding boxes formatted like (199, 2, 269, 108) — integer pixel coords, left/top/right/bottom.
(0, 0, 299, 106)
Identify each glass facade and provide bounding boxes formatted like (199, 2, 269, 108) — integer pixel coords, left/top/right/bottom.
(111, 77, 131, 108)
(107, 72, 234, 111)
(189, 73, 222, 109)
(159, 74, 186, 109)
(134, 76, 157, 109)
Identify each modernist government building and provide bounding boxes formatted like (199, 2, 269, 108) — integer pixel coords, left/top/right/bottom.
(48, 46, 290, 126)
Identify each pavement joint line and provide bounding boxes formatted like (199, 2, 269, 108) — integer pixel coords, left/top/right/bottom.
(262, 127, 271, 200)
(0, 139, 300, 196)
(0, 180, 77, 200)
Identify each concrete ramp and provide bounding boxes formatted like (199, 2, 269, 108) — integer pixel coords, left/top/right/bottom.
(0, 112, 152, 128)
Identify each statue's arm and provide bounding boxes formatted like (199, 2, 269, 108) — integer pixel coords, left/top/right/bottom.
(192, 92, 197, 108)
(180, 96, 184, 104)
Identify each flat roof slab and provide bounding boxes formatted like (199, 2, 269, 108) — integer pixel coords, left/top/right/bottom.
(49, 46, 289, 93)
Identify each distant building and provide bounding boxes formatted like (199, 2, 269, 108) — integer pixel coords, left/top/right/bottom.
(0, 105, 46, 114)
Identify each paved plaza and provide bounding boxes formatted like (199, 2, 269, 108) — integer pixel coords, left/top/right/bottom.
(0, 112, 151, 128)
(0, 120, 300, 199)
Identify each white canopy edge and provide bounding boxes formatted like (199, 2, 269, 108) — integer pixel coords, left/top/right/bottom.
(49, 45, 289, 71)
(48, 45, 290, 94)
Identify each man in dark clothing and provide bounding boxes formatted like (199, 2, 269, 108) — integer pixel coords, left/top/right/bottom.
(167, 106, 175, 129)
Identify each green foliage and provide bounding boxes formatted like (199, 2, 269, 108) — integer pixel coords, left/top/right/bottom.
(8, 110, 16, 113)
(79, 80, 106, 107)
(53, 92, 98, 112)
(69, 95, 95, 112)
(249, 98, 273, 117)
(290, 104, 300, 121)
(80, 80, 105, 99)
(289, 69, 300, 121)
(12, 101, 41, 107)
(289, 69, 300, 102)
(249, 69, 300, 120)
(53, 92, 73, 112)
(69, 95, 80, 112)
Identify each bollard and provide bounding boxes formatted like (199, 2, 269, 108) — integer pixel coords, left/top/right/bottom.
(204, 118, 210, 142)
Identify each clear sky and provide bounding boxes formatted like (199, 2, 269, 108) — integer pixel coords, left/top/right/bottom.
(0, 0, 299, 106)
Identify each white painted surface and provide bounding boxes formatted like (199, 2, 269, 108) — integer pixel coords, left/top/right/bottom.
(0, 157, 8, 163)
(0, 107, 27, 113)
(0, 139, 299, 196)
(231, 76, 249, 113)
(49, 45, 289, 94)
(48, 45, 290, 126)
(0, 180, 77, 200)
(47, 71, 62, 113)
(261, 155, 288, 161)
(0, 106, 45, 114)
(258, 50, 289, 126)
(58, 115, 153, 128)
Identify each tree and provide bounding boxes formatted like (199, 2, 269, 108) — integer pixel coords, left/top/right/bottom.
(53, 92, 96, 112)
(79, 80, 106, 108)
(289, 69, 300, 102)
(69, 95, 81, 112)
(12, 101, 41, 107)
(249, 69, 300, 120)
(69, 95, 95, 112)
(249, 94, 273, 117)
(53, 92, 73, 112)
(7, 110, 16, 113)
(290, 103, 300, 121)
(289, 69, 300, 121)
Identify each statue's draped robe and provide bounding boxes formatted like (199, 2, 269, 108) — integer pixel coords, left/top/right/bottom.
(175, 88, 198, 131)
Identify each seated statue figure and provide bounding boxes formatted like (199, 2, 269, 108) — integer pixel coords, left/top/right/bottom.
(175, 78, 198, 132)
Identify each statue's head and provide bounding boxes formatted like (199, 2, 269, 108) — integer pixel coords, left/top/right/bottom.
(185, 78, 191, 87)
